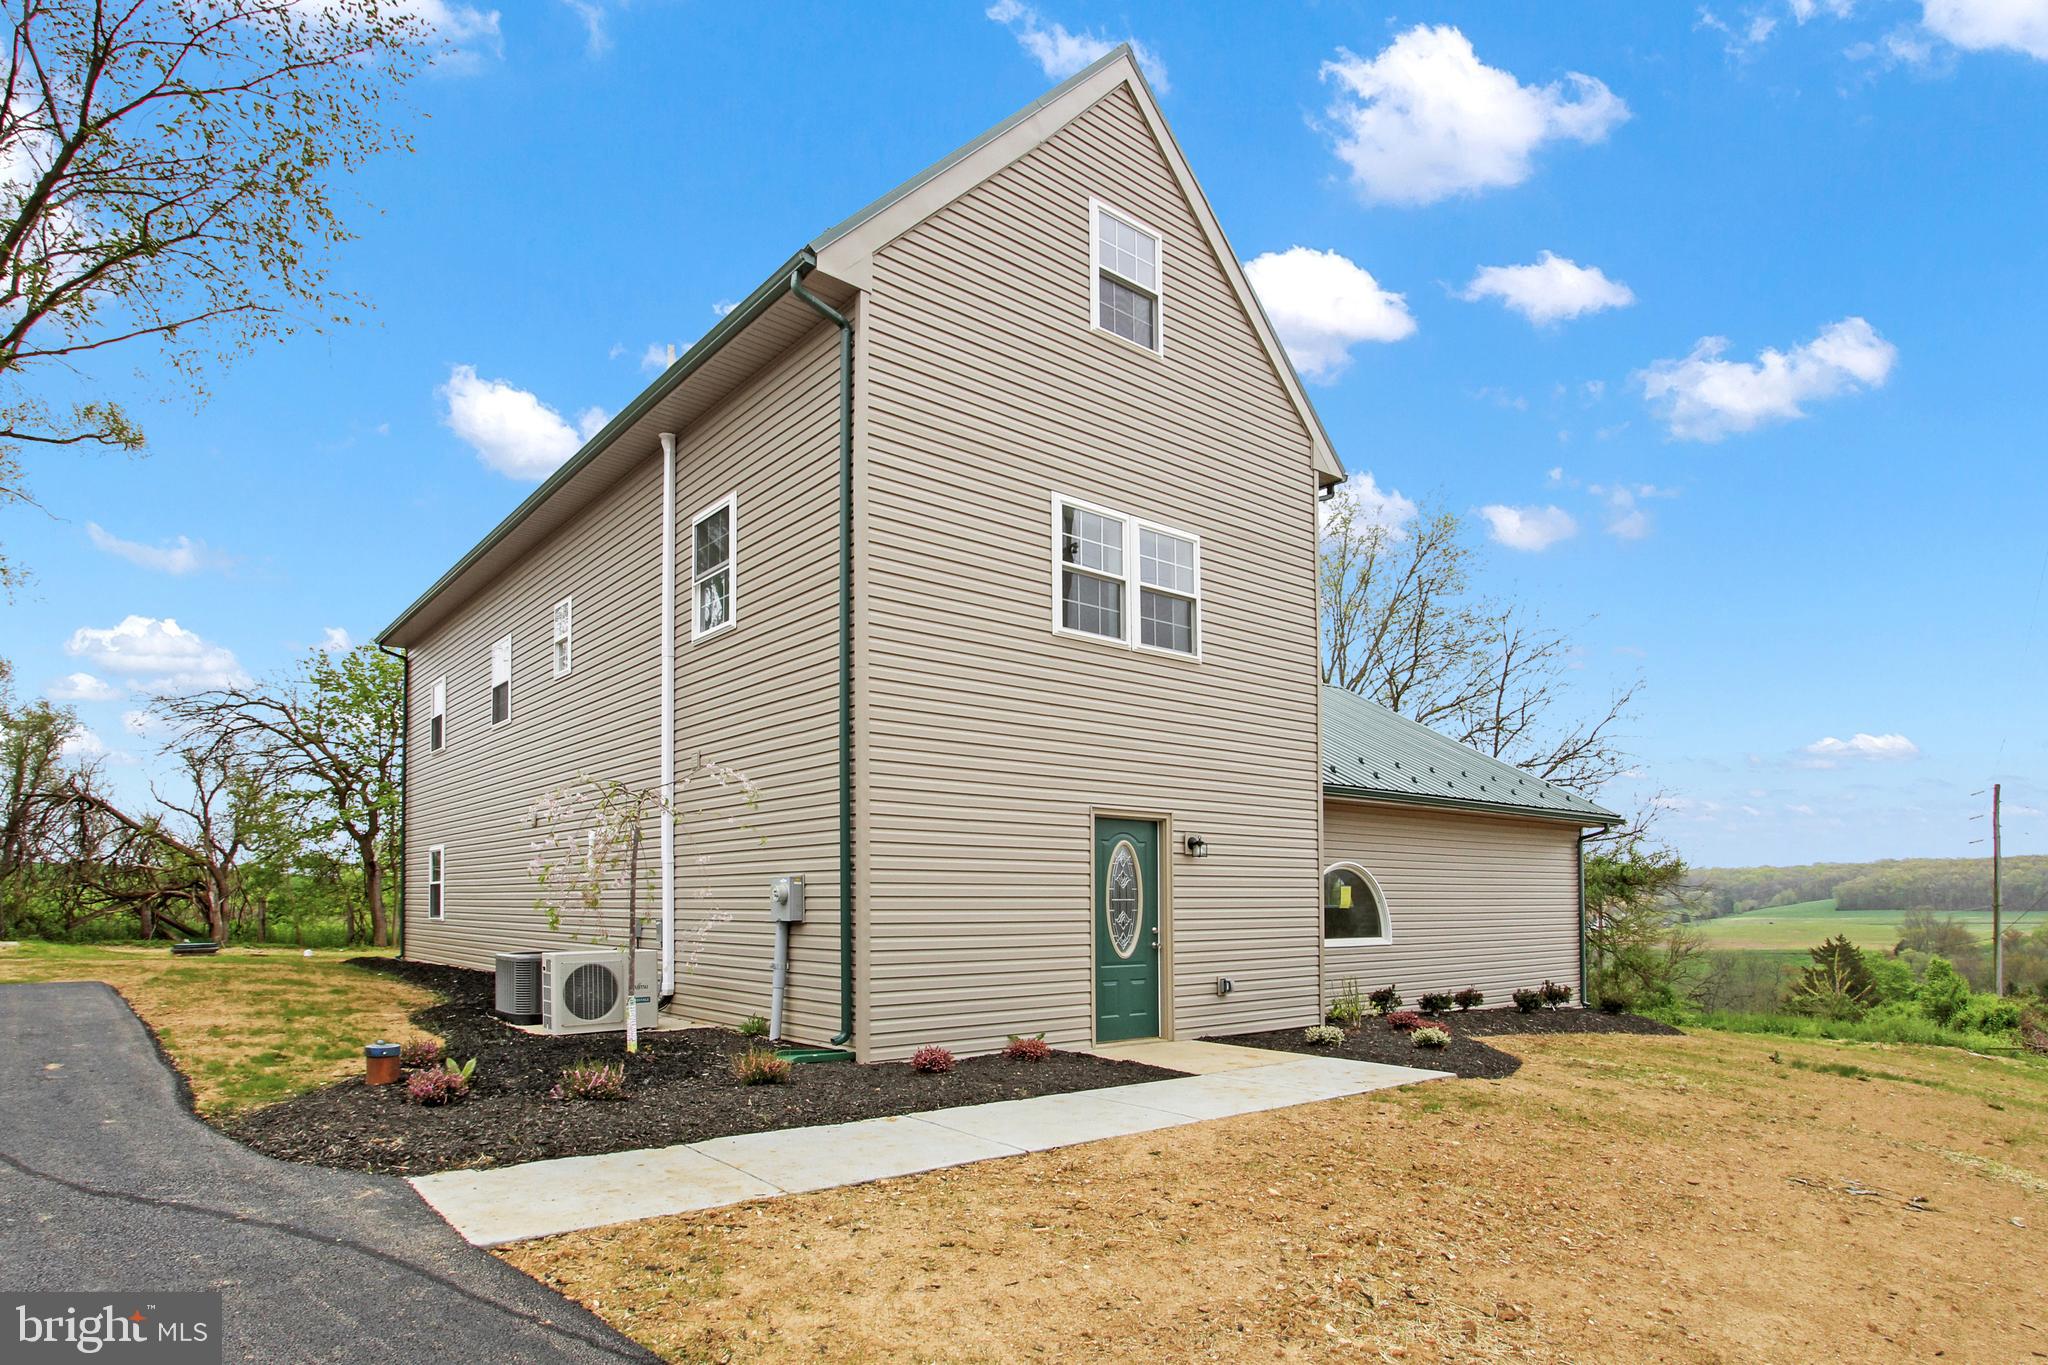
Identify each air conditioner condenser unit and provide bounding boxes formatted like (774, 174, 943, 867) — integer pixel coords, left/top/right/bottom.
(541, 948, 659, 1036)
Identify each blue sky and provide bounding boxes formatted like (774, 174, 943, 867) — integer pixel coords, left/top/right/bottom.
(5, 0, 2045, 868)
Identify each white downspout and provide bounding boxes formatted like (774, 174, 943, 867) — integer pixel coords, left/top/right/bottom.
(659, 432, 678, 998)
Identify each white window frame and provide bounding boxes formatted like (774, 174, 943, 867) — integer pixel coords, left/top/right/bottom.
(551, 596, 573, 678)
(489, 635, 511, 727)
(429, 677, 447, 752)
(427, 844, 446, 921)
(690, 493, 739, 642)
(1089, 196, 1165, 356)
(1049, 492, 1202, 660)
(1323, 862, 1392, 947)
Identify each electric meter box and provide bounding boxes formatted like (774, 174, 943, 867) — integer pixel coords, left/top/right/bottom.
(770, 875, 806, 923)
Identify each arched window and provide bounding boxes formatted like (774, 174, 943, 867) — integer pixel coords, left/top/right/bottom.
(1323, 864, 1390, 945)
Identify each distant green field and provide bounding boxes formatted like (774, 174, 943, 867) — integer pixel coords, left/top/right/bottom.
(1692, 899, 1994, 952)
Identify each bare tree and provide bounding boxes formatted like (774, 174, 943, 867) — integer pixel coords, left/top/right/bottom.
(159, 645, 401, 945)
(69, 732, 261, 942)
(1319, 482, 1638, 794)
(0, 0, 430, 588)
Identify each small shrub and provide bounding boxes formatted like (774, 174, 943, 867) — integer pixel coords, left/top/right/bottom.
(1385, 1009, 1423, 1032)
(1411, 1025, 1451, 1049)
(1539, 980, 1573, 1010)
(398, 1036, 443, 1070)
(738, 1014, 769, 1038)
(1590, 967, 1634, 1014)
(404, 1057, 475, 1107)
(1417, 991, 1453, 1017)
(1453, 988, 1484, 1011)
(1327, 979, 1366, 1027)
(1303, 1024, 1345, 1047)
(1003, 1034, 1052, 1061)
(731, 1049, 791, 1085)
(1512, 989, 1543, 1014)
(1368, 984, 1404, 1012)
(910, 1045, 956, 1074)
(1915, 957, 1971, 1026)
(1953, 993, 2024, 1036)
(551, 1060, 627, 1101)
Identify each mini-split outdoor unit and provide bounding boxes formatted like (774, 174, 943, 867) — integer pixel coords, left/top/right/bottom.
(541, 948, 659, 1036)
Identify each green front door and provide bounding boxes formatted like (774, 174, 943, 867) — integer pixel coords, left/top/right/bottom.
(1094, 818, 1161, 1042)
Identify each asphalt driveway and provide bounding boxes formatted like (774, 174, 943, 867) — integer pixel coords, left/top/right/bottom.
(0, 981, 655, 1364)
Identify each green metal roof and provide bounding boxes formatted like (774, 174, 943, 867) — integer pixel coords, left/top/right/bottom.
(1322, 685, 1622, 825)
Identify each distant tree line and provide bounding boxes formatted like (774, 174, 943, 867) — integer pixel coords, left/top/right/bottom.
(1682, 856, 2048, 923)
(0, 648, 401, 947)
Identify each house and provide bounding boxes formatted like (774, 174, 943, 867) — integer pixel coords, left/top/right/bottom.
(376, 47, 1620, 1061)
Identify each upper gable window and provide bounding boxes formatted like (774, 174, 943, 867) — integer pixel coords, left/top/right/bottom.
(1091, 199, 1162, 353)
(692, 494, 737, 640)
(429, 677, 447, 752)
(1053, 494, 1199, 658)
(489, 635, 511, 726)
(551, 597, 573, 678)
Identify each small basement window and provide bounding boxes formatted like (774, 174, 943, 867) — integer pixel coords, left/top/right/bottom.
(1324, 864, 1390, 945)
(1053, 494, 1200, 657)
(692, 495, 737, 640)
(1092, 199, 1163, 353)
(429, 677, 446, 752)
(551, 597, 573, 678)
(427, 845, 445, 920)
(489, 636, 511, 726)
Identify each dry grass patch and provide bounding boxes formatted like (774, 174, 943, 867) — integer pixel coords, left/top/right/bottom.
(503, 1030, 2048, 1363)
(0, 942, 431, 1113)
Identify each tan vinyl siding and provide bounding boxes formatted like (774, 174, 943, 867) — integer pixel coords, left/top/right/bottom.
(855, 85, 1323, 1059)
(402, 462, 663, 970)
(402, 328, 843, 1048)
(672, 325, 843, 1044)
(1320, 799, 1584, 1009)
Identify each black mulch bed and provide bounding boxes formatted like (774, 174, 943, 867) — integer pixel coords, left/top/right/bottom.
(224, 956, 1181, 1177)
(1210, 1006, 1684, 1081)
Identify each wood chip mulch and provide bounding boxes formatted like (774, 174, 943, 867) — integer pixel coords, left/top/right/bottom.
(223, 957, 1180, 1176)
(1212, 1006, 1683, 1079)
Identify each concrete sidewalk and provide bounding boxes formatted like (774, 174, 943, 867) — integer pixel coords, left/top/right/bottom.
(412, 1051, 1448, 1246)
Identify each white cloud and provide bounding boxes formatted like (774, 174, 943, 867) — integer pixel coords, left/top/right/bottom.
(1922, 0, 2048, 59)
(440, 364, 608, 480)
(1321, 471, 1418, 540)
(1639, 316, 1896, 442)
(84, 522, 231, 576)
(711, 299, 738, 319)
(985, 2, 1170, 92)
(1243, 247, 1415, 381)
(1698, 8, 1780, 55)
(1320, 25, 1629, 206)
(65, 616, 249, 693)
(60, 726, 136, 766)
(1460, 252, 1635, 326)
(47, 672, 121, 702)
(639, 342, 677, 374)
(1802, 732, 1921, 766)
(1791, 0, 1857, 18)
(1588, 482, 1678, 540)
(559, 0, 610, 56)
(1478, 503, 1578, 551)
(319, 627, 354, 653)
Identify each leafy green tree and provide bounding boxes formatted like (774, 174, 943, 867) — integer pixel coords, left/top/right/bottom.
(0, 0, 431, 590)
(1584, 819, 1699, 1010)
(1785, 935, 1877, 1020)
(1915, 957, 1972, 1027)
(159, 647, 402, 945)
(0, 656, 84, 935)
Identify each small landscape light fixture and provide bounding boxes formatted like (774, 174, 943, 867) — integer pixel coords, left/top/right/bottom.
(1183, 833, 1211, 859)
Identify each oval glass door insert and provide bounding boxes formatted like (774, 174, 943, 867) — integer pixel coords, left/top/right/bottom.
(1106, 839, 1142, 959)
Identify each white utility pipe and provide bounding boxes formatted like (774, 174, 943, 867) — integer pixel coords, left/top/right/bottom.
(659, 432, 677, 998)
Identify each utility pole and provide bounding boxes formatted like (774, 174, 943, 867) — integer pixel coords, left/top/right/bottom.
(1992, 783, 2004, 997)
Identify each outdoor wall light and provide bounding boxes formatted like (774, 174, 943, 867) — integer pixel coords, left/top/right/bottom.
(1183, 833, 1211, 858)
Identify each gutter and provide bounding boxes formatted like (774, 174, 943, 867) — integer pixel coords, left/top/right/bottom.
(1577, 830, 1589, 1011)
(1322, 785, 1625, 828)
(374, 642, 408, 960)
(658, 433, 678, 1000)
(788, 267, 856, 1049)
(376, 248, 818, 647)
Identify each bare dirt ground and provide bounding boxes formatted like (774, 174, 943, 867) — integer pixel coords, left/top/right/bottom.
(503, 1029, 2048, 1363)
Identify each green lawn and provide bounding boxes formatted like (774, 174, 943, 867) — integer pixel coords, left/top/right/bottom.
(1692, 899, 1994, 952)
(0, 941, 432, 1113)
